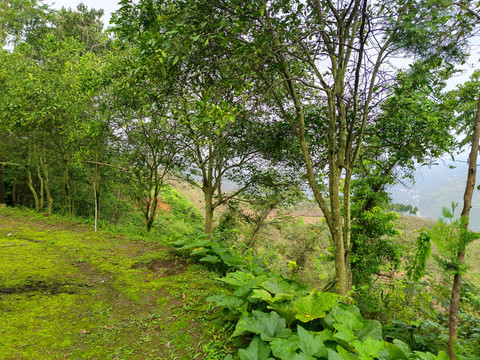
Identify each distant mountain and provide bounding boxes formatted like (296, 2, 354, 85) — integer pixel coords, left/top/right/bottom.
(389, 155, 480, 231)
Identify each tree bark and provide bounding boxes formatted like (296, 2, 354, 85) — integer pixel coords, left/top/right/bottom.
(0, 164, 4, 204)
(63, 160, 72, 216)
(12, 177, 19, 206)
(37, 163, 44, 210)
(447, 93, 480, 359)
(204, 186, 214, 235)
(93, 162, 101, 232)
(26, 149, 40, 211)
(40, 155, 53, 213)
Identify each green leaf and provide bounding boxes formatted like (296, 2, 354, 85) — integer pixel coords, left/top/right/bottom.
(414, 352, 437, 360)
(334, 308, 364, 331)
(352, 338, 385, 360)
(233, 311, 292, 341)
(356, 319, 383, 341)
(270, 335, 300, 359)
(267, 302, 298, 327)
(327, 349, 344, 360)
(333, 323, 356, 343)
(206, 293, 244, 309)
(297, 325, 327, 357)
(261, 278, 297, 295)
(199, 254, 221, 264)
(238, 336, 274, 360)
(251, 289, 273, 302)
(337, 346, 357, 360)
(233, 314, 261, 338)
(384, 339, 414, 360)
(251, 289, 295, 304)
(219, 271, 257, 287)
(434, 351, 449, 360)
(294, 290, 338, 322)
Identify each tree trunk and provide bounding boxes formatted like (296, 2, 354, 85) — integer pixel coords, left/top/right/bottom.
(343, 167, 353, 290)
(0, 163, 4, 204)
(447, 92, 480, 359)
(204, 187, 214, 235)
(63, 160, 72, 216)
(330, 175, 348, 296)
(26, 150, 40, 211)
(40, 156, 53, 213)
(93, 163, 101, 232)
(146, 196, 157, 232)
(37, 163, 44, 210)
(12, 177, 19, 206)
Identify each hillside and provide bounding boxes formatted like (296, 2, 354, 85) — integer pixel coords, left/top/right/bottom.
(390, 156, 480, 231)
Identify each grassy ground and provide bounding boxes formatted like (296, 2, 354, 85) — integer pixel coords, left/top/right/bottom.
(0, 207, 234, 360)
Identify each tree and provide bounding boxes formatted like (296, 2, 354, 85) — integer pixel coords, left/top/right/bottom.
(104, 48, 183, 232)
(446, 73, 480, 359)
(350, 58, 458, 286)
(0, 0, 51, 47)
(112, 0, 469, 294)
(0, 4, 110, 216)
(113, 1, 274, 235)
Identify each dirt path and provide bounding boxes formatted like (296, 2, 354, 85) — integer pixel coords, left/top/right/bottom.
(0, 208, 229, 359)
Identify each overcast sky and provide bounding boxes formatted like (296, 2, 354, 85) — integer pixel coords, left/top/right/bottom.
(47, 0, 120, 26)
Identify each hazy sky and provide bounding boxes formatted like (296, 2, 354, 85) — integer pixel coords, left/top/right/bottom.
(47, 0, 121, 26)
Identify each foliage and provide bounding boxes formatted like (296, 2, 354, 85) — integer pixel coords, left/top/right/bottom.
(409, 203, 479, 278)
(390, 204, 419, 215)
(350, 205, 401, 286)
(170, 231, 265, 276)
(206, 265, 449, 359)
(406, 232, 432, 282)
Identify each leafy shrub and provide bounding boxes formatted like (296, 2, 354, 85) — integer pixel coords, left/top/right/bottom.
(209, 269, 450, 359)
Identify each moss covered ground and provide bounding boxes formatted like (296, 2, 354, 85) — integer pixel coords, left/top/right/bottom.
(0, 207, 234, 359)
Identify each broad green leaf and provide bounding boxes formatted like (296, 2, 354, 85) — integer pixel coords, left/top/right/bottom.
(334, 308, 364, 331)
(333, 323, 356, 343)
(337, 346, 357, 360)
(251, 289, 295, 304)
(270, 336, 300, 360)
(294, 290, 338, 322)
(272, 293, 296, 302)
(434, 351, 449, 360)
(327, 349, 344, 360)
(238, 336, 274, 360)
(235, 284, 257, 297)
(233, 311, 292, 341)
(414, 352, 437, 360)
(384, 339, 413, 360)
(297, 325, 327, 357)
(206, 293, 244, 308)
(219, 271, 257, 287)
(352, 338, 385, 360)
(267, 302, 298, 326)
(233, 314, 261, 337)
(199, 254, 220, 264)
(356, 319, 383, 341)
(294, 354, 316, 360)
(251, 289, 273, 302)
(261, 278, 297, 295)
